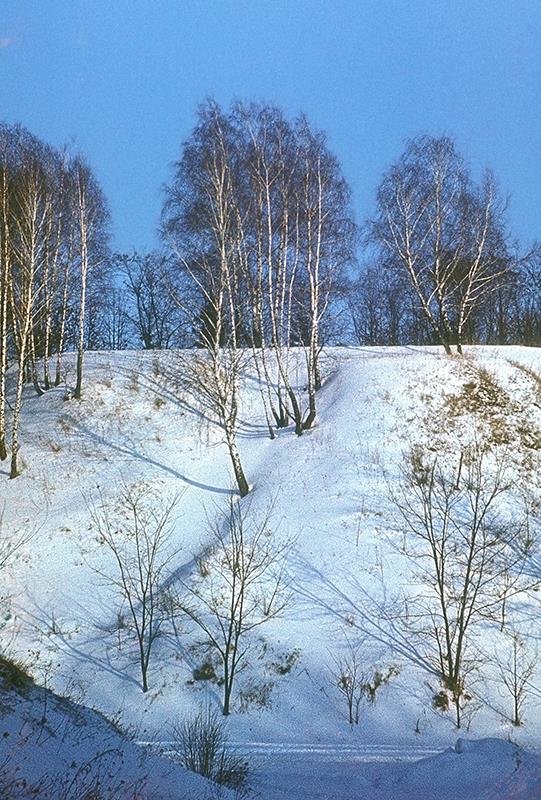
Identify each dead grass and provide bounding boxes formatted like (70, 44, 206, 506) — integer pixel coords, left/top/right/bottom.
(509, 359, 541, 407)
(445, 366, 514, 445)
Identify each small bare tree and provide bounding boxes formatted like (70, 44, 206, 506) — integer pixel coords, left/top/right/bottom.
(90, 483, 182, 693)
(496, 631, 537, 727)
(394, 443, 533, 728)
(170, 498, 290, 715)
(330, 635, 398, 725)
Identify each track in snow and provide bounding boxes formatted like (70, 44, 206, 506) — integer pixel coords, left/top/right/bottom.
(140, 740, 440, 763)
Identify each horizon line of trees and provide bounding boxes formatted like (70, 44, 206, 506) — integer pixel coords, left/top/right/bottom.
(0, 123, 109, 478)
(1, 101, 540, 479)
(107, 119, 541, 355)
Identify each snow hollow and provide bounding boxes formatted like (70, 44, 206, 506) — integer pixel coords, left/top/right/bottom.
(2, 345, 541, 799)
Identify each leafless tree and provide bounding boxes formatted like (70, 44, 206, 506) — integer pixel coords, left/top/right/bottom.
(114, 251, 187, 349)
(163, 100, 355, 443)
(70, 156, 109, 400)
(393, 442, 533, 727)
(332, 637, 365, 725)
(169, 498, 290, 715)
(182, 348, 251, 497)
(0, 124, 109, 476)
(330, 635, 398, 725)
(7, 135, 54, 476)
(89, 483, 182, 693)
(163, 103, 251, 495)
(0, 125, 14, 462)
(348, 265, 412, 346)
(496, 630, 538, 727)
(369, 135, 509, 354)
(241, 103, 355, 435)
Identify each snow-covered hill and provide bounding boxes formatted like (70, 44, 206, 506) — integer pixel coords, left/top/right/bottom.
(2, 346, 541, 798)
(0, 660, 233, 798)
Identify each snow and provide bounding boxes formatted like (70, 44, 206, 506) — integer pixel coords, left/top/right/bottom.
(0, 674, 233, 798)
(1, 345, 541, 798)
(248, 738, 541, 800)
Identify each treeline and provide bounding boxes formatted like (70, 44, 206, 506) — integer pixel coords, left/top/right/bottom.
(0, 124, 109, 477)
(105, 110, 540, 356)
(352, 135, 541, 351)
(1, 102, 540, 479)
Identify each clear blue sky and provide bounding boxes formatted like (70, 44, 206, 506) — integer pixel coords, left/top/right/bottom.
(1, 0, 540, 252)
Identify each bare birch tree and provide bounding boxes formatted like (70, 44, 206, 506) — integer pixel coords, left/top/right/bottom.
(163, 100, 354, 446)
(0, 126, 14, 462)
(242, 103, 354, 436)
(7, 138, 53, 477)
(163, 102, 250, 495)
(0, 125, 109, 476)
(369, 135, 509, 354)
(71, 156, 109, 400)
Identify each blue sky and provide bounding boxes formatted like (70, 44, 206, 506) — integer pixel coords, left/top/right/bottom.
(1, 0, 540, 252)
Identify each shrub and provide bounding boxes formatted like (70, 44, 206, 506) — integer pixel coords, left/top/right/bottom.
(0, 656, 32, 693)
(192, 661, 219, 682)
(171, 706, 249, 796)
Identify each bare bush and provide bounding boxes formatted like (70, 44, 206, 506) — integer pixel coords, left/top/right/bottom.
(171, 704, 249, 797)
(330, 636, 398, 725)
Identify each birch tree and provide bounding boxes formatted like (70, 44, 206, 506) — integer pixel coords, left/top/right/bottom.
(71, 156, 109, 400)
(241, 104, 354, 436)
(369, 135, 509, 354)
(163, 100, 354, 444)
(8, 137, 53, 477)
(0, 126, 109, 476)
(163, 102, 250, 495)
(0, 125, 14, 462)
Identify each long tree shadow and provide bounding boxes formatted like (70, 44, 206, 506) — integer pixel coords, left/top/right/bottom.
(123, 356, 269, 440)
(19, 596, 142, 690)
(66, 416, 233, 496)
(290, 552, 439, 678)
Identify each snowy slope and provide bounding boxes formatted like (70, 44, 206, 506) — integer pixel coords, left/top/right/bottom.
(0, 665, 234, 799)
(1, 345, 541, 798)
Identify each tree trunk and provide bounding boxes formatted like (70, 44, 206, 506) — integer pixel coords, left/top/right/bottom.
(225, 430, 249, 497)
(10, 356, 27, 478)
(455, 696, 461, 729)
(74, 179, 88, 400)
(0, 302, 7, 461)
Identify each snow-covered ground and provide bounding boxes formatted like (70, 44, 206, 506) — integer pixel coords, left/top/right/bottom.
(2, 345, 541, 798)
(0, 671, 233, 799)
